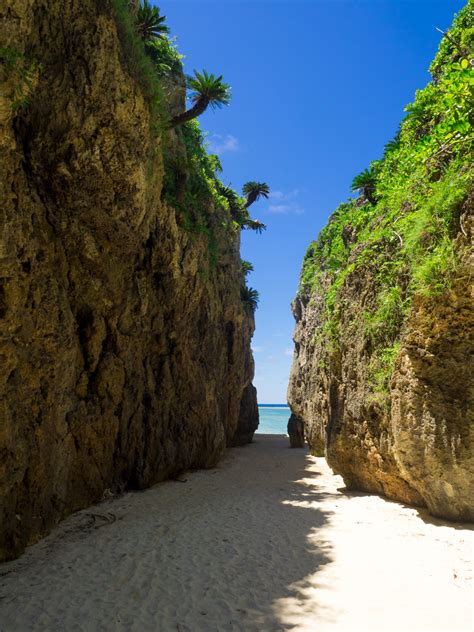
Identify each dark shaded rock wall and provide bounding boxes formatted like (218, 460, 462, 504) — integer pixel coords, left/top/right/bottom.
(0, 0, 258, 560)
(231, 383, 259, 446)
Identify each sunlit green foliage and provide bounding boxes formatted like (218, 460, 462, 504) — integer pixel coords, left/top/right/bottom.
(300, 3, 473, 396)
(241, 260, 254, 277)
(112, 1, 263, 282)
(188, 71, 231, 110)
(351, 166, 379, 206)
(170, 71, 231, 128)
(145, 36, 183, 76)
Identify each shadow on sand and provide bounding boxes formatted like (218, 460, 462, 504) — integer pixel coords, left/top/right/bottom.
(0, 434, 341, 631)
(2, 434, 470, 631)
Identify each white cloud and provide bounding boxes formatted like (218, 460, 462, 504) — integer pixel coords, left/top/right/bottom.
(207, 134, 239, 155)
(267, 188, 304, 215)
(269, 190, 285, 200)
(284, 348, 294, 357)
(268, 203, 304, 215)
(252, 346, 264, 353)
(269, 188, 300, 201)
(268, 203, 292, 214)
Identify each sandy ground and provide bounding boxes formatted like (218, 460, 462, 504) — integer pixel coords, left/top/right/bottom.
(0, 434, 472, 632)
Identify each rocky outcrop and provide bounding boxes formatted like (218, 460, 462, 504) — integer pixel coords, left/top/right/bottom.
(390, 264, 474, 520)
(231, 383, 259, 446)
(287, 414, 305, 448)
(289, 212, 473, 520)
(288, 7, 473, 521)
(0, 0, 258, 561)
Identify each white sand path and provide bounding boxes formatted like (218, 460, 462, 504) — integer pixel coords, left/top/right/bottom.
(0, 434, 472, 632)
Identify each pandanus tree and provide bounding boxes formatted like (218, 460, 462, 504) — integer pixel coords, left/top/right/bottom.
(169, 71, 231, 128)
(351, 168, 378, 206)
(136, 1, 169, 42)
(242, 181, 270, 208)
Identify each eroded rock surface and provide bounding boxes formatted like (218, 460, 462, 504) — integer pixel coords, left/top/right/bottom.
(289, 217, 474, 521)
(287, 414, 305, 448)
(0, 0, 258, 560)
(231, 383, 259, 447)
(288, 4, 473, 520)
(288, 198, 473, 523)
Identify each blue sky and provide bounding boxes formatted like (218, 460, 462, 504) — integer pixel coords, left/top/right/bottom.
(159, 0, 466, 403)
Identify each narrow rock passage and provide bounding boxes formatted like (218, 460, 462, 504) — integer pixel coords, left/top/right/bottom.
(0, 435, 471, 631)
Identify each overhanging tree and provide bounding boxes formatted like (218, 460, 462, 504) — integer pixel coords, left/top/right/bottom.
(169, 71, 231, 128)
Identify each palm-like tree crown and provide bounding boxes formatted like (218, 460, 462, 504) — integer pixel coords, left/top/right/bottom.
(136, 1, 169, 42)
(242, 181, 270, 207)
(244, 219, 267, 234)
(351, 169, 376, 192)
(169, 70, 231, 128)
(241, 286, 260, 315)
(351, 168, 378, 205)
(241, 260, 254, 277)
(187, 71, 231, 110)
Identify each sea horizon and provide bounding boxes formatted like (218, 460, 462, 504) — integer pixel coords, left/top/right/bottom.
(257, 404, 291, 434)
(258, 403, 290, 407)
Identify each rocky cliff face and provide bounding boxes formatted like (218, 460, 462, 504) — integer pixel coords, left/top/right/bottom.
(288, 6, 473, 521)
(0, 0, 258, 561)
(289, 219, 473, 519)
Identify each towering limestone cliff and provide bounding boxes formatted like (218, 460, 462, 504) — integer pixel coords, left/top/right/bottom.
(0, 0, 259, 561)
(289, 5, 473, 521)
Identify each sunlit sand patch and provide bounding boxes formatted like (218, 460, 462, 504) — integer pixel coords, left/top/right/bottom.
(0, 438, 471, 632)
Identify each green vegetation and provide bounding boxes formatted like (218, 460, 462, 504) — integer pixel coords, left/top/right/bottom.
(169, 70, 231, 128)
(351, 167, 379, 206)
(111, 0, 166, 129)
(136, 1, 169, 41)
(241, 260, 254, 277)
(243, 218, 267, 234)
(300, 3, 473, 398)
(110, 1, 266, 306)
(243, 182, 270, 208)
(241, 286, 260, 315)
(0, 47, 42, 111)
(218, 182, 268, 233)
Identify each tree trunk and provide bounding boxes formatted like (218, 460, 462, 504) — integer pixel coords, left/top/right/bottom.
(364, 188, 377, 206)
(245, 193, 257, 208)
(169, 97, 209, 128)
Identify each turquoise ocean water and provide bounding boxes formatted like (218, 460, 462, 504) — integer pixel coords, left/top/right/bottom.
(257, 405, 291, 434)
